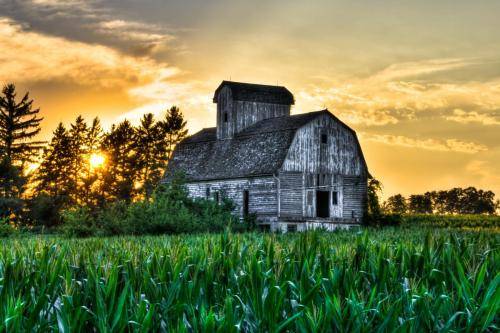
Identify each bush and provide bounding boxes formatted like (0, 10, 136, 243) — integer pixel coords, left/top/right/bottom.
(60, 181, 238, 237)
(364, 212, 403, 227)
(0, 218, 17, 237)
(26, 193, 63, 228)
(61, 207, 96, 237)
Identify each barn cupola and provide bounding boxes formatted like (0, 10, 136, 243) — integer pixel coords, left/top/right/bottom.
(213, 81, 294, 140)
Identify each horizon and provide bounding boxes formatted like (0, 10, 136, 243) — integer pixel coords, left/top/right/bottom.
(1, 0, 499, 199)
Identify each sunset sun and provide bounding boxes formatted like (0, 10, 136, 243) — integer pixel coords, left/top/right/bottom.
(89, 153, 105, 169)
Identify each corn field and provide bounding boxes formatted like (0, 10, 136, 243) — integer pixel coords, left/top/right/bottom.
(0, 229, 498, 332)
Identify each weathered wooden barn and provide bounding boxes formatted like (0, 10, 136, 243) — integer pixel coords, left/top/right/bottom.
(165, 81, 368, 231)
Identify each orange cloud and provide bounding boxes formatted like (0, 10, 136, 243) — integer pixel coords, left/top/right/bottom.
(445, 109, 500, 125)
(361, 133, 488, 154)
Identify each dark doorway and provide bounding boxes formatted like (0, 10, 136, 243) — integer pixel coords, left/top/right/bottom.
(243, 190, 249, 216)
(316, 191, 330, 218)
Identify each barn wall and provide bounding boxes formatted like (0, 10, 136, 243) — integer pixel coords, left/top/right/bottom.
(281, 113, 366, 220)
(216, 86, 290, 139)
(185, 176, 278, 222)
(281, 113, 365, 176)
(216, 86, 234, 140)
(342, 176, 367, 220)
(279, 172, 303, 218)
(234, 101, 290, 134)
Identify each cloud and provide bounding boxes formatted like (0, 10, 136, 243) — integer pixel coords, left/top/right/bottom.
(92, 20, 175, 53)
(361, 133, 488, 154)
(0, 18, 176, 87)
(445, 109, 500, 125)
(296, 58, 500, 129)
(0, 17, 211, 129)
(296, 87, 399, 126)
(2, 0, 178, 56)
(368, 58, 475, 82)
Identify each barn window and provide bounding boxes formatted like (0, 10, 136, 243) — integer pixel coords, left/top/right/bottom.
(287, 224, 297, 232)
(332, 191, 338, 205)
(223, 112, 228, 123)
(213, 191, 220, 203)
(321, 133, 328, 144)
(206, 187, 210, 198)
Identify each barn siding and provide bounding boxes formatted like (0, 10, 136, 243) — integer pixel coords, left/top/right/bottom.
(234, 101, 290, 134)
(281, 114, 364, 176)
(280, 114, 366, 221)
(216, 85, 290, 140)
(279, 172, 303, 218)
(216, 86, 233, 140)
(342, 176, 367, 221)
(185, 176, 278, 222)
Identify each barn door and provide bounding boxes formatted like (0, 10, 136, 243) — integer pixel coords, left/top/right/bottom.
(305, 190, 315, 217)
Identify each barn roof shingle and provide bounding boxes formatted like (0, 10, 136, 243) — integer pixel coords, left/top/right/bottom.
(165, 110, 368, 182)
(213, 81, 295, 105)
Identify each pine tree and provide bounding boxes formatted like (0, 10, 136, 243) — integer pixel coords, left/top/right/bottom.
(0, 84, 44, 165)
(159, 106, 188, 161)
(34, 123, 75, 201)
(0, 84, 43, 222)
(0, 157, 25, 219)
(81, 117, 104, 207)
(67, 116, 88, 205)
(136, 113, 162, 198)
(101, 120, 138, 202)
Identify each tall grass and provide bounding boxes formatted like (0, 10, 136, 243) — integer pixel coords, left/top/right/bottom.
(0, 229, 498, 331)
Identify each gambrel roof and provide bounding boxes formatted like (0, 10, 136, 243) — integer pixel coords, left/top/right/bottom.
(213, 81, 295, 105)
(165, 110, 368, 182)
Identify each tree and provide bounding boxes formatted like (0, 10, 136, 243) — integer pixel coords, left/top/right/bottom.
(429, 190, 448, 214)
(0, 84, 43, 223)
(101, 120, 139, 202)
(0, 84, 44, 165)
(136, 108, 187, 199)
(367, 176, 383, 217)
(34, 123, 75, 208)
(0, 157, 25, 220)
(458, 187, 496, 214)
(409, 194, 433, 214)
(159, 106, 188, 162)
(136, 113, 162, 198)
(81, 117, 104, 207)
(384, 194, 408, 214)
(67, 116, 88, 204)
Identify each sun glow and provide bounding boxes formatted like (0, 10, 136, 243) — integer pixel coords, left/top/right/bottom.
(89, 153, 106, 169)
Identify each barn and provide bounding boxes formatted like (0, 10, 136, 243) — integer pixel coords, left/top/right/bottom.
(165, 81, 369, 231)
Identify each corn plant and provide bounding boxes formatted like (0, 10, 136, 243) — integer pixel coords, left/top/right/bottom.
(0, 228, 498, 332)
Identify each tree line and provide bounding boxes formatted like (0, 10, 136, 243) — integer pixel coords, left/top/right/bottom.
(383, 188, 498, 215)
(0, 84, 187, 227)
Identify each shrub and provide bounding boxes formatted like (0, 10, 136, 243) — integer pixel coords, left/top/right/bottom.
(60, 181, 237, 237)
(364, 212, 403, 227)
(0, 218, 17, 237)
(26, 193, 63, 228)
(61, 207, 96, 237)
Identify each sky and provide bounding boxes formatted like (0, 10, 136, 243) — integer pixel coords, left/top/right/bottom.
(1, 0, 499, 199)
